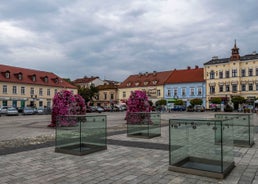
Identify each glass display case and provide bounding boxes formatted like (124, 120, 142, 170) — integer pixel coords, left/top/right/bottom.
(127, 112, 161, 138)
(55, 115, 107, 155)
(169, 118, 235, 179)
(215, 113, 254, 147)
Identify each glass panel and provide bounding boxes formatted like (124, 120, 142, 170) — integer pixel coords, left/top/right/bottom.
(55, 115, 107, 155)
(215, 113, 254, 147)
(127, 112, 161, 138)
(169, 118, 234, 175)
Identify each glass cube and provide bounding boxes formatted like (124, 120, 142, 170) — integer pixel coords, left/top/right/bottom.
(215, 113, 254, 147)
(169, 118, 235, 179)
(127, 112, 161, 138)
(55, 115, 107, 155)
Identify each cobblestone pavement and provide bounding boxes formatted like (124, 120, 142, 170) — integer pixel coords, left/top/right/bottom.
(0, 112, 258, 184)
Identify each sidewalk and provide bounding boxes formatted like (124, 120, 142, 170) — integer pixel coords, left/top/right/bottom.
(0, 113, 258, 184)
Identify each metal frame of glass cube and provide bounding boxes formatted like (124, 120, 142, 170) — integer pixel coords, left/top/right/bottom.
(169, 118, 235, 179)
(55, 115, 107, 156)
(127, 112, 161, 138)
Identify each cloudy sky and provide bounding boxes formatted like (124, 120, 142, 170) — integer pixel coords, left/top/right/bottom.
(1, 0, 258, 82)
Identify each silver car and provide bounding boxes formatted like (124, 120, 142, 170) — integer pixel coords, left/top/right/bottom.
(6, 107, 19, 116)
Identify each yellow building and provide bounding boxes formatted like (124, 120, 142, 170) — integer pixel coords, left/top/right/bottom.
(97, 83, 119, 106)
(204, 42, 258, 109)
(118, 71, 173, 104)
(0, 64, 77, 108)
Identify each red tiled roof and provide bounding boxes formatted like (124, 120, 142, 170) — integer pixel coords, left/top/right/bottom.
(73, 77, 99, 84)
(119, 70, 173, 88)
(0, 64, 77, 89)
(165, 68, 204, 84)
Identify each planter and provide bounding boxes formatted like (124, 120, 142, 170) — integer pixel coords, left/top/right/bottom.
(169, 118, 235, 179)
(127, 112, 161, 138)
(215, 113, 254, 147)
(55, 115, 107, 155)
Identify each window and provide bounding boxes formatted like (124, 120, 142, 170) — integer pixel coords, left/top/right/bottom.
(157, 90, 161, 96)
(210, 86, 215, 94)
(39, 88, 43, 96)
(110, 93, 114, 100)
(21, 86, 25, 95)
(167, 90, 171, 97)
(3, 85, 7, 94)
(12, 86, 17, 94)
(5, 72, 10, 79)
(104, 92, 107, 100)
(30, 87, 34, 95)
(174, 89, 178, 97)
(241, 84, 246, 91)
(219, 71, 223, 79)
(232, 69, 237, 77)
(197, 88, 202, 96)
(241, 69, 246, 77)
(54, 89, 58, 94)
(226, 85, 230, 92)
(210, 71, 215, 79)
(32, 75, 36, 82)
(190, 88, 195, 96)
(18, 73, 22, 80)
(219, 85, 223, 92)
(182, 88, 186, 96)
(225, 71, 230, 78)
(123, 92, 126, 98)
(248, 68, 253, 76)
(256, 84, 258, 91)
(256, 68, 258, 76)
(249, 84, 253, 91)
(47, 89, 51, 96)
(232, 84, 238, 92)
(44, 77, 48, 83)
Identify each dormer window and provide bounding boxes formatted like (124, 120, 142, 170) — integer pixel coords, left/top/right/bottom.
(127, 82, 131, 87)
(55, 78, 58, 83)
(44, 76, 48, 83)
(5, 71, 10, 79)
(32, 74, 36, 82)
(152, 80, 158, 85)
(18, 73, 23, 80)
(144, 81, 149, 85)
(135, 82, 139, 86)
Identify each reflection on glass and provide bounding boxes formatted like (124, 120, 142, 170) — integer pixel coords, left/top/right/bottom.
(169, 118, 235, 179)
(127, 112, 161, 138)
(215, 113, 254, 147)
(55, 115, 107, 155)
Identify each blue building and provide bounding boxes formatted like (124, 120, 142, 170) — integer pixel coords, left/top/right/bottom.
(164, 66, 206, 107)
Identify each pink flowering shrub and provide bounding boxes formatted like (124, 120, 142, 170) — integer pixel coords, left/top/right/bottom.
(48, 90, 86, 127)
(125, 90, 151, 124)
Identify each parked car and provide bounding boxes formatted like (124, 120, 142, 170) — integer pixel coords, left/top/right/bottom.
(6, 107, 19, 116)
(36, 107, 45, 115)
(194, 105, 205, 112)
(23, 107, 35, 115)
(0, 106, 8, 114)
(96, 106, 104, 113)
(172, 105, 186, 111)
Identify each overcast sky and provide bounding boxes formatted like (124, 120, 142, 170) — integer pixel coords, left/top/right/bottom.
(1, 0, 258, 82)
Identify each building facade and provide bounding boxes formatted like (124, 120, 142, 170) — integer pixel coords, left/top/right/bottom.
(0, 64, 77, 108)
(164, 66, 206, 107)
(118, 71, 173, 104)
(204, 42, 258, 109)
(72, 76, 104, 88)
(97, 83, 119, 106)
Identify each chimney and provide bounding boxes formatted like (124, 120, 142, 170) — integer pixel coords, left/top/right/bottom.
(195, 65, 199, 69)
(153, 71, 157, 75)
(187, 66, 191, 70)
(212, 56, 218, 60)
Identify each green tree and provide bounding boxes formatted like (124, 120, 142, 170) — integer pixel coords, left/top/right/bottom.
(210, 97, 222, 104)
(78, 84, 99, 104)
(231, 96, 245, 110)
(155, 99, 167, 106)
(190, 98, 203, 106)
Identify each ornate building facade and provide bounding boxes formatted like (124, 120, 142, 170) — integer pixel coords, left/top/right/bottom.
(204, 42, 258, 109)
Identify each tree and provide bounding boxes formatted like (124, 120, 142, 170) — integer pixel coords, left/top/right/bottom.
(155, 99, 167, 106)
(231, 96, 245, 110)
(190, 98, 203, 106)
(78, 84, 99, 105)
(174, 99, 184, 105)
(210, 97, 222, 104)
